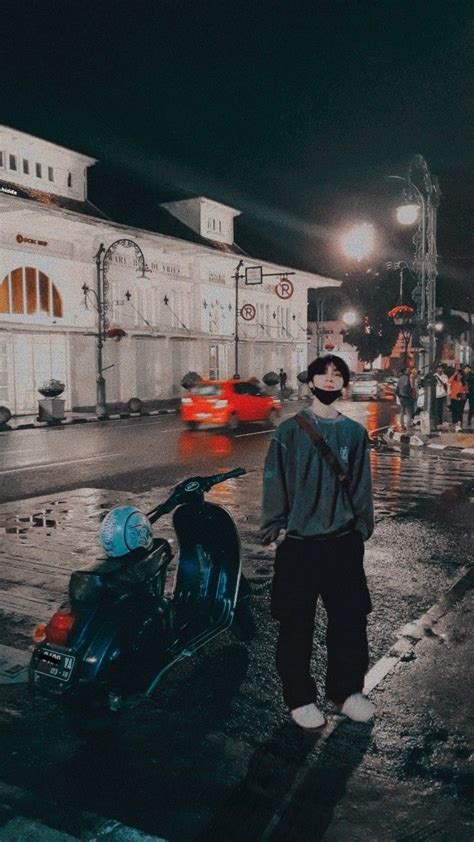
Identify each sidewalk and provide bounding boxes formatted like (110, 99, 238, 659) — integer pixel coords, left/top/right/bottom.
(319, 568, 474, 842)
(0, 477, 472, 840)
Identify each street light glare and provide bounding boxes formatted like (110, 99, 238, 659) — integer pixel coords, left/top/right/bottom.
(396, 203, 419, 225)
(342, 311, 358, 326)
(340, 223, 375, 261)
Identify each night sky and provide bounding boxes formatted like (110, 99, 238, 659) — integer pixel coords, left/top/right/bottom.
(2, 1, 472, 286)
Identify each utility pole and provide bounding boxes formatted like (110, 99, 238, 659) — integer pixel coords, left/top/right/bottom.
(233, 260, 244, 378)
(390, 155, 440, 433)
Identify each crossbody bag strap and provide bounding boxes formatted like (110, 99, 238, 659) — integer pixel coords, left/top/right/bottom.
(294, 412, 356, 514)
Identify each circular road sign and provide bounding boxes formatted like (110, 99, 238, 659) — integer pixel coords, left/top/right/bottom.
(275, 278, 294, 299)
(240, 303, 256, 321)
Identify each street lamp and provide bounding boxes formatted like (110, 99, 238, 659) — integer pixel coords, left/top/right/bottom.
(83, 239, 149, 417)
(389, 154, 440, 433)
(340, 223, 375, 262)
(342, 310, 358, 326)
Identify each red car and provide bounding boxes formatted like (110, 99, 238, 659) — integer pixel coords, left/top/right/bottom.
(180, 379, 282, 430)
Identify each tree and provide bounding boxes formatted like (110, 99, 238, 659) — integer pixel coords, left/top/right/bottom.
(340, 269, 400, 365)
(343, 316, 399, 366)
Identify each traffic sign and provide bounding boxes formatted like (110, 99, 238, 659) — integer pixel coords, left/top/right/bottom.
(275, 278, 294, 299)
(240, 303, 256, 321)
(245, 266, 262, 285)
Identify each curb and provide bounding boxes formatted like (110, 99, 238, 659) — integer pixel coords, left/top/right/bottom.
(0, 409, 178, 434)
(383, 428, 474, 457)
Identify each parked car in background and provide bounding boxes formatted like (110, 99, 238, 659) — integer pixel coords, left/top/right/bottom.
(350, 371, 396, 401)
(180, 379, 282, 430)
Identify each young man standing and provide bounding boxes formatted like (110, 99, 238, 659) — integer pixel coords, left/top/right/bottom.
(261, 355, 375, 730)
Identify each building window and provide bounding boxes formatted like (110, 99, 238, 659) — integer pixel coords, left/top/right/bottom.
(23, 158, 29, 174)
(0, 152, 4, 168)
(9, 154, 17, 171)
(48, 166, 54, 181)
(218, 221, 222, 232)
(67, 172, 72, 187)
(35, 163, 42, 178)
(0, 268, 63, 318)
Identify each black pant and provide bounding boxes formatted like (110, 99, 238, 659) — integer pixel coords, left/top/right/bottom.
(436, 396, 446, 424)
(271, 532, 372, 710)
(468, 395, 474, 425)
(450, 398, 466, 424)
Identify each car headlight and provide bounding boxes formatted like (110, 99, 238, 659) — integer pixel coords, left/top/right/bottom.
(214, 400, 228, 408)
(181, 397, 192, 405)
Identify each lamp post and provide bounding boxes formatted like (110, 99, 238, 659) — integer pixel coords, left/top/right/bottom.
(233, 259, 244, 378)
(390, 155, 440, 433)
(83, 239, 148, 417)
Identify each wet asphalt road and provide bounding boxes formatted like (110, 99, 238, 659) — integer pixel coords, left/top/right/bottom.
(0, 399, 392, 503)
(0, 400, 473, 841)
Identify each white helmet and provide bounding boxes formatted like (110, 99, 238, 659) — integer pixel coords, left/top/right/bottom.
(99, 506, 154, 558)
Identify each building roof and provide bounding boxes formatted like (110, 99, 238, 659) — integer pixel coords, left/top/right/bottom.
(0, 179, 109, 219)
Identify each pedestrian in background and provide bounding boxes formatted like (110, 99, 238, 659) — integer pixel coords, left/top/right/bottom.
(462, 364, 474, 427)
(448, 367, 467, 432)
(413, 377, 425, 426)
(261, 354, 375, 731)
(396, 368, 415, 431)
(279, 368, 287, 400)
(434, 364, 449, 426)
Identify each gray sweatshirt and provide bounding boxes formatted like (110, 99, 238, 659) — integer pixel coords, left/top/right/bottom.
(261, 409, 374, 544)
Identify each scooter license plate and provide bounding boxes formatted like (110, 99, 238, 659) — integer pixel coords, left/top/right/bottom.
(35, 649, 75, 683)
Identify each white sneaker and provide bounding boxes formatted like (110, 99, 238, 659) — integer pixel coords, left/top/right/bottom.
(455, 423, 462, 432)
(291, 703, 326, 731)
(339, 693, 375, 723)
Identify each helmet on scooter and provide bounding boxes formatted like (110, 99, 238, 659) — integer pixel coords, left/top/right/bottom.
(99, 506, 154, 558)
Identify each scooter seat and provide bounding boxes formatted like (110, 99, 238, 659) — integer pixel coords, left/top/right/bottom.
(69, 539, 173, 603)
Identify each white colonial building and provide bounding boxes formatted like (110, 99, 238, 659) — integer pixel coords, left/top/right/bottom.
(0, 125, 340, 414)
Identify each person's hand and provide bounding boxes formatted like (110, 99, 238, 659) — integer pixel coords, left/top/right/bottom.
(267, 529, 286, 551)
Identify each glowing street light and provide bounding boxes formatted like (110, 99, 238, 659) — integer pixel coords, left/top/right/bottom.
(340, 223, 375, 262)
(342, 310, 358, 326)
(396, 203, 419, 225)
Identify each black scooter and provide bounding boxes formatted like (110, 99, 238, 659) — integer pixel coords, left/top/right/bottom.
(29, 468, 254, 735)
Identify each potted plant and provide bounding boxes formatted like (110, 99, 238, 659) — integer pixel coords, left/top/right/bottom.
(37, 379, 66, 422)
(38, 378, 65, 398)
(181, 372, 203, 390)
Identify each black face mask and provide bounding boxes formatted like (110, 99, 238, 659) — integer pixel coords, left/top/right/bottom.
(309, 385, 342, 405)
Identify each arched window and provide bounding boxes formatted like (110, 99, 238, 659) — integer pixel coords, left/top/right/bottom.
(0, 268, 63, 318)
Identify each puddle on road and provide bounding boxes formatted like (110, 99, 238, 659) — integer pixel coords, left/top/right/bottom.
(0, 500, 70, 536)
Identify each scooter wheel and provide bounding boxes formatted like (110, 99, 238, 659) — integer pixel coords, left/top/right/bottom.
(63, 691, 121, 740)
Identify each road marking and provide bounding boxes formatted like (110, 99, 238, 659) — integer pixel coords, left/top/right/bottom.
(0, 453, 125, 475)
(0, 448, 39, 456)
(235, 429, 274, 438)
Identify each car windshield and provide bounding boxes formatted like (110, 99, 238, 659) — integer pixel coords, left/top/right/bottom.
(189, 385, 221, 396)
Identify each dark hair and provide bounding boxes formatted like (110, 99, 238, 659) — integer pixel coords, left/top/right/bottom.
(307, 355, 350, 387)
